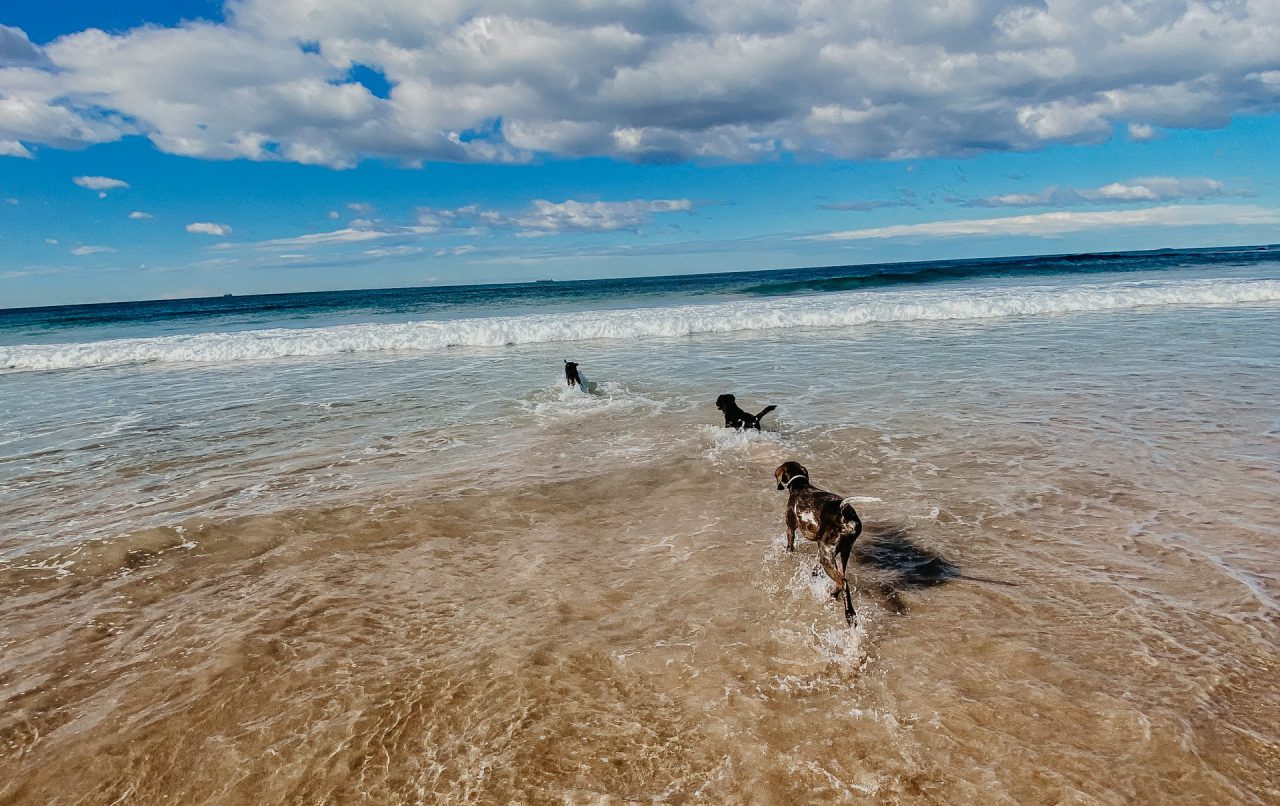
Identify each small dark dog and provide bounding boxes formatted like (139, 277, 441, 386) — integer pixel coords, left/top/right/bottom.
(564, 360, 582, 388)
(775, 460, 864, 625)
(715, 394, 776, 430)
(564, 360, 598, 394)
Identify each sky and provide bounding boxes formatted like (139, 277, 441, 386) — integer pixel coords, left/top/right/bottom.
(1, 1, 1279, 308)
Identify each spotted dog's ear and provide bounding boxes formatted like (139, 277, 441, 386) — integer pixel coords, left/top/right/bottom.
(775, 461, 809, 490)
(774, 462, 791, 490)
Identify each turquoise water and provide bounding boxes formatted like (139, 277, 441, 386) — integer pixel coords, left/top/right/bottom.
(2, 245, 1277, 350)
(2, 244, 1277, 556)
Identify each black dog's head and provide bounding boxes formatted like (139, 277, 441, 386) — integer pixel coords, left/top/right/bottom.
(715, 393, 736, 412)
(564, 360, 580, 387)
(774, 461, 810, 491)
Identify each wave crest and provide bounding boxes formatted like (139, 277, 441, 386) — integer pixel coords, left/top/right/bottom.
(4, 278, 1278, 372)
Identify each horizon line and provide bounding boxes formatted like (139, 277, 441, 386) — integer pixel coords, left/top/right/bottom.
(1, 241, 1276, 315)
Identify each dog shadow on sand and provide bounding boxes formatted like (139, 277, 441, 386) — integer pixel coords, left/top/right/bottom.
(850, 523, 1008, 614)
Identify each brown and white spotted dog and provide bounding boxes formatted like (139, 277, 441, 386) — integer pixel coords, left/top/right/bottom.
(775, 461, 864, 625)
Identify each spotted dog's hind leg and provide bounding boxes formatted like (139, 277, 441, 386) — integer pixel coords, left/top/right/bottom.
(816, 538, 843, 597)
(814, 524, 858, 626)
(833, 505, 863, 625)
(836, 532, 858, 626)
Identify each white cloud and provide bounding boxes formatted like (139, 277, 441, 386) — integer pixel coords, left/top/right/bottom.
(194, 198, 693, 271)
(968, 177, 1237, 208)
(516, 199, 693, 234)
(226, 197, 688, 254)
(820, 191, 916, 212)
(1, 23, 46, 68)
(1, 139, 32, 158)
(809, 204, 1280, 241)
(0, 3, 1276, 166)
(1127, 123, 1158, 141)
(433, 245, 476, 257)
(186, 221, 232, 236)
(129, 210, 153, 219)
(257, 226, 389, 247)
(1090, 177, 1225, 202)
(73, 175, 129, 191)
(70, 245, 116, 255)
(364, 245, 424, 257)
(417, 198, 694, 236)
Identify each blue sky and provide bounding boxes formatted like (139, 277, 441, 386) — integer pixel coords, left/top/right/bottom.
(2, 1, 1279, 308)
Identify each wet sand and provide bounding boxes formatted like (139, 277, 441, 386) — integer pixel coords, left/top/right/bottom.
(2, 307, 1278, 804)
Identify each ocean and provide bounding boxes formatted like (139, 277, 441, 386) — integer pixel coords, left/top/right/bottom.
(2, 246, 1279, 804)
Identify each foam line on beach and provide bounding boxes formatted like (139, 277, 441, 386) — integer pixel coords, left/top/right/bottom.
(4, 278, 1279, 372)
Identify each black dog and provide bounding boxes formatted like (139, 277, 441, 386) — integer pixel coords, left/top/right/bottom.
(564, 360, 598, 393)
(564, 360, 582, 388)
(715, 394, 776, 430)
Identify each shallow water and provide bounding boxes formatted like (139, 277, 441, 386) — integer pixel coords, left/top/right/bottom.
(2, 276, 1279, 803)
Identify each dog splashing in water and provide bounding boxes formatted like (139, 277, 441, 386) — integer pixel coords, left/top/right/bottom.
(564, 360, 598, 394)
(775, 460, 864, 625)
(715, 394, 776, 430)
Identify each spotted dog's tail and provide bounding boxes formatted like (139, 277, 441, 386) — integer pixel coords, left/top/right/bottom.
(755, 405, 777, 421)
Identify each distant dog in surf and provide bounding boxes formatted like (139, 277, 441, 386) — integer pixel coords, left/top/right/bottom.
(564, 360, 598, 394)
(715, 394, 776, 430)
(564, 360, 582, 388)
(775, 461, 864, 625)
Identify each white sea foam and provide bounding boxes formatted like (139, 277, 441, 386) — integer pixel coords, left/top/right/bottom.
(700, 423, 783, 461)
(4, 277, 1278, 372)
(521, 378, 666, 422)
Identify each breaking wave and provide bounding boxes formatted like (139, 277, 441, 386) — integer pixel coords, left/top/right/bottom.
(740, 245, 1280, 295)
(4, 278, 1278, 372)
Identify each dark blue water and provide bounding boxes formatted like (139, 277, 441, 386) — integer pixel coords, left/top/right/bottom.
(1, 244, 1275, 346)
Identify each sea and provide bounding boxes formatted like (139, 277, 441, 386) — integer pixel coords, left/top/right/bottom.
(2, 246, 1278, 804)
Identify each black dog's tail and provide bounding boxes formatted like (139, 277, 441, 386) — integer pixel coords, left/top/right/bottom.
(755, 405, 777, 421)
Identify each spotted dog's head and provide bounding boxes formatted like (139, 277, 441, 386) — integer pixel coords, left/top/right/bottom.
(774, 461, 810, 491)
(715, 394, 736, 412)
